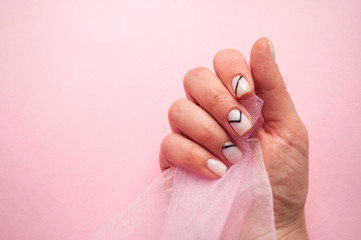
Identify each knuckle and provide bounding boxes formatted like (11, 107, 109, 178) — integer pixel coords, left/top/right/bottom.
(198, 122, 218, 142)
(206, 87, 230, 107)
(185, 144, 199, 162)
(183, 67, 210, 87)
(168, 98, 188, 122)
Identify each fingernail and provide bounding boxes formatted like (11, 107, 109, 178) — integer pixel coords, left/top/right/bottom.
(267, 37, 275, 60)
(222, 141, 243, 163)
(228, 109, 252, 136)
(232, 75, 250, 97)
(207, 159, 227, 177)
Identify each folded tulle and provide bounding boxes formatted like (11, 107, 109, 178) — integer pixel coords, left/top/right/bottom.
(91, 94, 276, 240)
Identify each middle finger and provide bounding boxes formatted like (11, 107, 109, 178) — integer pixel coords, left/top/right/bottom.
(184, 67, 253, 137)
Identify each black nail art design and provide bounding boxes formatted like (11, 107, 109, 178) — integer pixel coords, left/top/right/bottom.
(228, 110, 242, 123)
(222, 142, 237, 149)
(234, 75, 243, 96)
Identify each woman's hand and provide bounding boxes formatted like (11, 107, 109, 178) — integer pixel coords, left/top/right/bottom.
(159, 37, 309, 239)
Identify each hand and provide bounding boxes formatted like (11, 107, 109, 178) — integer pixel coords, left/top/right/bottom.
(159, 38, 309, 239)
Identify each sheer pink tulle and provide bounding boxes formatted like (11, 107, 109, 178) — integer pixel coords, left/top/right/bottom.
(91, 95, 276, 240)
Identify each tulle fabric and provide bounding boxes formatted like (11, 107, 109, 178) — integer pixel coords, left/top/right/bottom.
(91, 95, 276, 240)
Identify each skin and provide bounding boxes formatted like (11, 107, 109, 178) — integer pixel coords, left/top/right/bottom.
(160, 37, 309, 239)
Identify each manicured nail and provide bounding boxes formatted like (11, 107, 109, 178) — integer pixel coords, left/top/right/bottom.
(267, 37, 275, 60)
(222, 142, 243, 163)
(228, 109, 252, 136)
(232, 75, 250, 97)
(207, 159, 227, 177)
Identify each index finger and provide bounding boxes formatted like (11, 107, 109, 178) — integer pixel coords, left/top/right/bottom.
(213, 49, 254, 99)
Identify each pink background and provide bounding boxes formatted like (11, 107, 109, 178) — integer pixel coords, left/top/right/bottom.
(1, 0, 360, 239)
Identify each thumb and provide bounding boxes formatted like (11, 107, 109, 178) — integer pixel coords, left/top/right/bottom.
(250, 37, 300, 133)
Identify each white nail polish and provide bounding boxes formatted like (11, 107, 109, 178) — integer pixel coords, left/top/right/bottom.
(228, 109, 252, 136)
(222, 141, 243, 163)
(267, 37, 275, 60)
(207, 159, 227, 177)
(232, 75, 250, 97)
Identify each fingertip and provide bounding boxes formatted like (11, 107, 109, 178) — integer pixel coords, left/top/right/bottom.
(251, 37, 274, 63)
(206, 158, 227, 177)
(159, 140, 173, 172)
(213, 48, 255, 100)
(201, 168, 224, 179)
(213, 48, 241, 66)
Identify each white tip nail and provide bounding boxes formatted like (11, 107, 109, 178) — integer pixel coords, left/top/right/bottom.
(232, 75, 250, 97)
(228, 109, 252, 136)
(222, 141, 243, 163)
(207, 159, 227, 177)
(267, 37, 275, 60)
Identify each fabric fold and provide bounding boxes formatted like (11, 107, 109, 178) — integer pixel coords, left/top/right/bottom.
(91, 94, 276, 240)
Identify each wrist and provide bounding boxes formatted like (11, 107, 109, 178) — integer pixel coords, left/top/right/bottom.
(276, 212, 309, 240)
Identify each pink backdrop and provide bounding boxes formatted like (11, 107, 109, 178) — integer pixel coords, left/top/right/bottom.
(1, 0, 360, 239)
